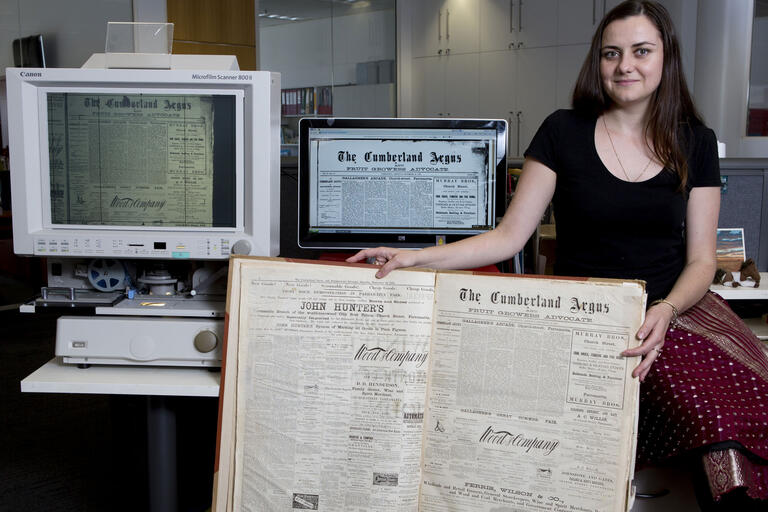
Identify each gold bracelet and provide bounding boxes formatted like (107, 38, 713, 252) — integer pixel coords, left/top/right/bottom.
(650, 298, 679, 323)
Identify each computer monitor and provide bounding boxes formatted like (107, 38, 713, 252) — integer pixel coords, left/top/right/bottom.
(6, 67, 281, 259)
(12, 34, 46, 68)
(297, 117, 507, 250)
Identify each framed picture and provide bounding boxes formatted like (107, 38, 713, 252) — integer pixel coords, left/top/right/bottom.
(716, 228, 746, 272)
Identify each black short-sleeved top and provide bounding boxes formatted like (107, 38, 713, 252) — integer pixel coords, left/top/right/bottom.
(524, 109, 721, 302)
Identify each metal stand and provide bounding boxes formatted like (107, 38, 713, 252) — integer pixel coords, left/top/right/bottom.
(147, 396, 177, 512)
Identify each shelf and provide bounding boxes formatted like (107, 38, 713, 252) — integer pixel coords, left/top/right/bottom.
(710, 272, 768, 300)
(21, 358, 221, 397)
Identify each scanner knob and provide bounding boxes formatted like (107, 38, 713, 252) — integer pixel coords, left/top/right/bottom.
(194, 330, 219, 353)
(232, 239, 252, 255)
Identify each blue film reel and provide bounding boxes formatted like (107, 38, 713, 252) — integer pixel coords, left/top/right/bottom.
(87, 259, 127, 292)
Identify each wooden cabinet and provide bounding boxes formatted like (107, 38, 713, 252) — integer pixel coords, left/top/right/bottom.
(405, 0, 602, 157)
(476, 46, 560, 158)
(442, 0, 481, 54)
(167, 0, 257, 70)
(411, 0, 444, 58)
(555, 44, 589, 109)
(557, 0, 603, 45)
(516, 0, 558, 49)
(411, 0, 480, 57)
(479, 0, 567, 51)
(479, 0, 516, 52)
(478, 50, 517, 153)
(412, 53, 479, 118)
(478, 51, 516, 118)
(444, 53, 480, 117)
(516, 47, 558, 156)
(411, 56, 444, 116)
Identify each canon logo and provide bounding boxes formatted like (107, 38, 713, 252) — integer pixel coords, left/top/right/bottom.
(20, 71, 42, 78)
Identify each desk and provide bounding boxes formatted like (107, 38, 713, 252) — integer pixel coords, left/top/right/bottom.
(21, 358, 220, 396)
(710, 272, 768, 340)
(22, 358, 220, 512)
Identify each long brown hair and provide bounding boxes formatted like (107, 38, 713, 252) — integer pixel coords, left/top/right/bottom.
(572, 0, 702, 188)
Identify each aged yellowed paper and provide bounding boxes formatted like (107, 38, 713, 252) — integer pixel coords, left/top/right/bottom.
(214, 258, 644, 512)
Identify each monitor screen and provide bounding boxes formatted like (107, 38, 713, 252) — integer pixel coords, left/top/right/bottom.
(46, 92, 235, 229)
(7, 68, 281, 259)
(298, 118, 507, 250)
(12, 34, 46, 68)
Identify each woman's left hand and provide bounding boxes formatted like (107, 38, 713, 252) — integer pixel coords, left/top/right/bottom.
(621, 302, 676, 381)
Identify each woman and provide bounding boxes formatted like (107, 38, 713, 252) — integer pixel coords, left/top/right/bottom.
(349, 1, 768, 506)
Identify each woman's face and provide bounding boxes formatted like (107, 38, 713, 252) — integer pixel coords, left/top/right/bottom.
(600, 14, 664, 110)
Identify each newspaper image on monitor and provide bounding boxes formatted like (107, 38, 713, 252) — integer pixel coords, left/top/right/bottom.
(46, 92, 236, 228)
(298, 118, 507, 250)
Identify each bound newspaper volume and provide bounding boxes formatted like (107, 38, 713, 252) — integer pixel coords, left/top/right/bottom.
(213, 257, 646, 512)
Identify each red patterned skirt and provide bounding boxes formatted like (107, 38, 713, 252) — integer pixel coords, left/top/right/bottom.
(637, 291, 768, 500)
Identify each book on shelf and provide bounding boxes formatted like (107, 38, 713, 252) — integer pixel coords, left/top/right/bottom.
(316, 86, 332, 115)
(213, 257, 645, 512)
(281, 86, 333, 117)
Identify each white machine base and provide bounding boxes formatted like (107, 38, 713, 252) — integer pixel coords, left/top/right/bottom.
(55, 316, 223, 367)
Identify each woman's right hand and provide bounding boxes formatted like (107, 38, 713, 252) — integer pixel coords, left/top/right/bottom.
(346, 247, 419, 278)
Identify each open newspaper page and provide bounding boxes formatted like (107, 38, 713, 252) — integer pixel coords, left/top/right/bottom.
(310, 139, 492, 230)
(46, 92, 214, 226)
(232, 258, 436, 511)
(419, 273, 645, 512)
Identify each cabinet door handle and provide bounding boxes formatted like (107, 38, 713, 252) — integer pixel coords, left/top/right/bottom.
(446, 9, 450, 41)
(508, 112, 515, 155)
(510, 0, 514, 33)
(516, 111, 522, 155)
(518, 0, 523, 32)
(438, 9, 442, 41)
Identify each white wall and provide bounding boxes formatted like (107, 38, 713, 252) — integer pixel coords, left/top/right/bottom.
(0, 0, 133, 69)
(749, 16, 768, 108)
(0, 1, 21, 70)
(0, 0, 134, 149)
(695, 0, 768, 157)
(133, 0, 167, 24)
(259, 9, 395, 88)
(657, 0, 698, 90)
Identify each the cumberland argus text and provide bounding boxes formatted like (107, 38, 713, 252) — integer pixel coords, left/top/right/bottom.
(222, 259, 644, 512)
(418, 272, 643, 512)
(309, 139, 491, 230)
(47, 93, 215, 226)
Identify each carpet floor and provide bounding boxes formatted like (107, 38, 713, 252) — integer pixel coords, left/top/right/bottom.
(0, 275, 218, 512)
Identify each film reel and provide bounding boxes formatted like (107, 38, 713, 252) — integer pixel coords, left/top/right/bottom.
(137, 267, 178, 296)
(87, 259, 128, 292)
